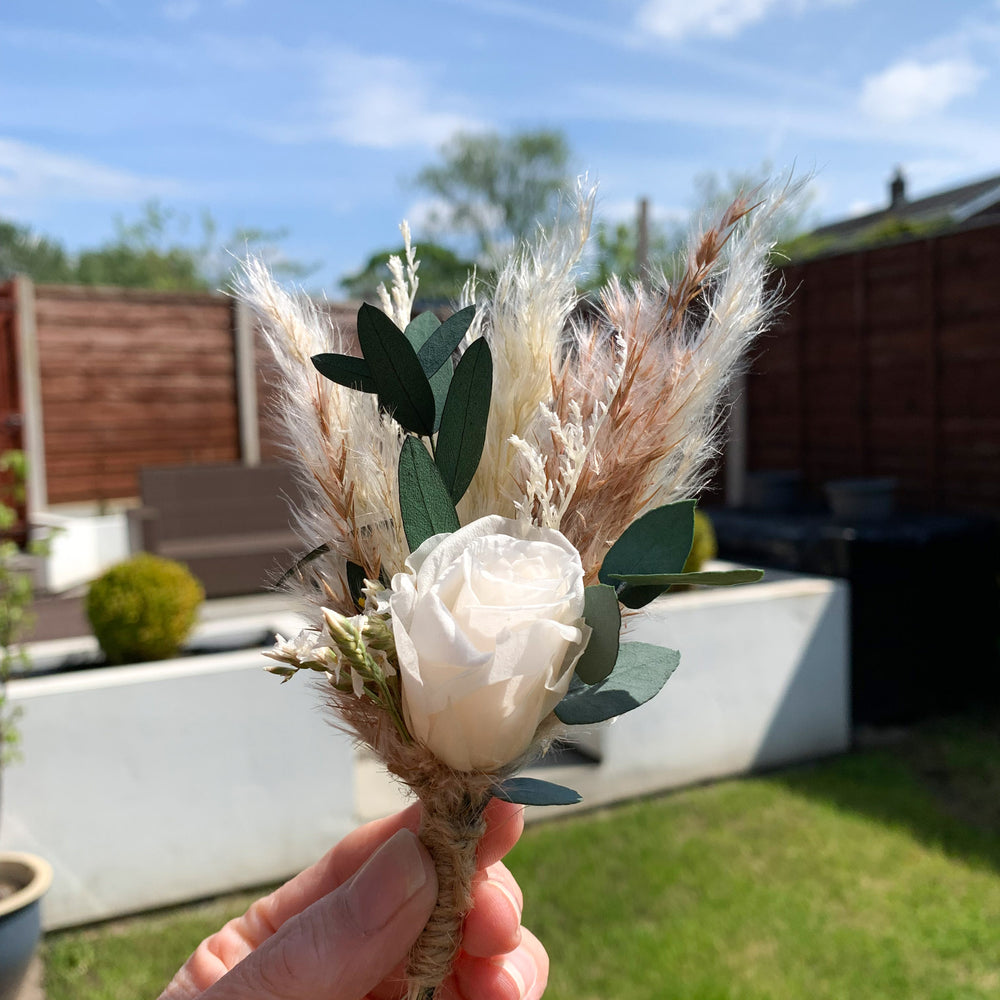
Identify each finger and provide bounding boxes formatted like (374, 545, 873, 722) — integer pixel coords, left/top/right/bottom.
(159, 805, 426, 999)
(450, 927, 549, 1000)
(463, 861, 523, 958)
(201, 829, 438, 1000)
(476, 800, 524, 869)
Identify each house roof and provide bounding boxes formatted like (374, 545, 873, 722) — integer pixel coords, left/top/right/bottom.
(812, 170, 1000, 242)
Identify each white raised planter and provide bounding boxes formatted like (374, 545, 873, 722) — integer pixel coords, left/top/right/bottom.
(30, 508, 130, 592)
(2, 612, 356, 931)
(553, 570, 850, 806)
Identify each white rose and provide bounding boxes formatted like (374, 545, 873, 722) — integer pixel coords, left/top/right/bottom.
(388, 515, 591, 772)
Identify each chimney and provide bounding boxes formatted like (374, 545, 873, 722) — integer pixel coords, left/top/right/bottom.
(889, 167, 906, 210)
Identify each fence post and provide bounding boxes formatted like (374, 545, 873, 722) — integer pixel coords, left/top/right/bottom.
(233, 298, 261, 467)
(724, 373, 748, 507)
(13, 275, 48, 514)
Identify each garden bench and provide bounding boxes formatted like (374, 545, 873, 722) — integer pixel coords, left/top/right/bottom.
(127, 462, 304, 598)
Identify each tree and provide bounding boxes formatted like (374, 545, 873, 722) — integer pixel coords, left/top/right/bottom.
(585, 214, 679, 291)
(341, 241, 476, 303)
(0, 220, 75, 283)
(414, 130, 573, 258)
(0, 201, 315, 291)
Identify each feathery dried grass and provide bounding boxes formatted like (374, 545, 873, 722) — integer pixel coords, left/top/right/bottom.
(233, 259, 408, 614)
(458, 180, 596, 522)
(555, 181, 796, 580)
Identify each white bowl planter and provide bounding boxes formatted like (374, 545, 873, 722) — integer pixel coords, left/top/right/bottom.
(2, 613, 355, 931)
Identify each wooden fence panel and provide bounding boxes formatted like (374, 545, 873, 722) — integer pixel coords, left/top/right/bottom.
(746, 222, 1000, 514)
(34, 286, 240, 504)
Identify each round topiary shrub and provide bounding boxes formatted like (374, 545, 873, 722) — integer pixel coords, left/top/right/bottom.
(683, 509, 718, 574)
(86, 554, 204, 665)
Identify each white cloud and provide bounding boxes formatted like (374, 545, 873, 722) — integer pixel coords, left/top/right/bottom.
(635, 0, 856, 41)
(859, 57, 987, 123)
(262, 48, 484, 150)
(0, 137, 181, 205)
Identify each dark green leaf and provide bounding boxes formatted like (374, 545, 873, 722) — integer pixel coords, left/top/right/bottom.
(434, 339, 492, 504)
(346, 561, 368, 609)
(357, 303, 436, 435)
(398, 436, 460, 551)
(276, 542, 330, 588)
(555, 642, 680, 725)
(606, 568, 764, 588)
(405, 310, 452, 430)
(310, 353, 376, 393)
(416, 305, 476, 376)
(494, 776, 581, 806)
(574, 584, 621, 685)
(599, 500, 697, 609)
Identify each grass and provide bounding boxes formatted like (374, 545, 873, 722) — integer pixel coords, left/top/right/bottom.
(45, 713, 1000, 1000)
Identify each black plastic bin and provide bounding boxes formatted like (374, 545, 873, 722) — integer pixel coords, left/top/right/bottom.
(708, 508, 1000, 725)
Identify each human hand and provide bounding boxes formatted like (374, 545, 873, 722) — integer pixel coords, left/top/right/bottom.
(158, 798, 547, 1000)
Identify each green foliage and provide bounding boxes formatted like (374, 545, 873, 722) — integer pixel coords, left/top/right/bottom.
(598, 499, 696, 608)
(356, 304, 436, 435)
(684, 509, 717, 572)
(86, 554, 204, 665)
(397, 437, 460, 551)
(414, 129, 572, 256)
(403, 311, 450, 429)
(0, 220, 75, 283)
(555, 643, 680, 725)
(313, 302, 488, 554)
(434, 338, 492, 504)
(852, 214, 951, 248)
(574, 585, 620, 685)
(1, 200, 314, 290)
(0, 450, 53, 773)
(341, 242, 475, 301)
(584, 216, 680, 291)
(494, 776, 581, 806)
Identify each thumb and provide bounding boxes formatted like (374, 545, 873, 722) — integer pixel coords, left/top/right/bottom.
(204, 829, 438, 1000)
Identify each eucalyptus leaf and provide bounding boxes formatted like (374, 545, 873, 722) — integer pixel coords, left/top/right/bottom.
(555, 642, 680, 725)
(357, 303, 436, 435)
(398, 436, 460, 551)
(404, 310, 451, 429)
(494, 776, 581, 806)
(574, 584, 621, 685)
(416, 305, 476, 376)
(310, 353, 376, 393)
(403, 310, 441, 350)
(599, 500, 697, 609)
(606, 568, 764, 588)
(434, 338, 492, 504)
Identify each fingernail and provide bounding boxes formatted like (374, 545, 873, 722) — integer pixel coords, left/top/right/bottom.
(345, 829, 429, 933)
(494, 946, 537, 998)
(488, 876, 522, 925)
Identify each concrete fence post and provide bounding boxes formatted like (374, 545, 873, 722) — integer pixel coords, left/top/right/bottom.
(232, 298, 261, 467)
(13, 275, 47, 514)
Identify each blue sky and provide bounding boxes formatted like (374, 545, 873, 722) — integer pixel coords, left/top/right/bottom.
(3, 0, 1000, 294)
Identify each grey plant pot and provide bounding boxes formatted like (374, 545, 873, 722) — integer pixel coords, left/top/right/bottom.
(0, 853, 53, 1000)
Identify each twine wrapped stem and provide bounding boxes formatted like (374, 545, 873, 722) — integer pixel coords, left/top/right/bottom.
(405, 773, 495, 999)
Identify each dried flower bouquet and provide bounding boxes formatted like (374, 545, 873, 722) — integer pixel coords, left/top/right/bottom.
(237, 179, 791, 999)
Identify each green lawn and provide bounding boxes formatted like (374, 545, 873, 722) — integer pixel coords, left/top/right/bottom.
(45, 713, 1000, 1000)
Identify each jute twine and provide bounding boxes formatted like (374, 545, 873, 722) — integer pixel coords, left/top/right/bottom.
(329, 688, 499, 999)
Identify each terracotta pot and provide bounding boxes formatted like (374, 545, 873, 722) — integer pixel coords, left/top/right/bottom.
(0, 852, 52, 1000)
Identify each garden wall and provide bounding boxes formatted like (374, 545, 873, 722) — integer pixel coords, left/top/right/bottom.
(2, 607, 356, 930)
